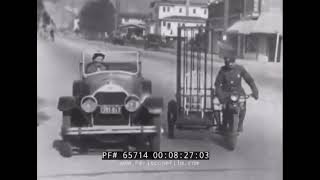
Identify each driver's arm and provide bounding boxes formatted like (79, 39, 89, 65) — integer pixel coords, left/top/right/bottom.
(85, 62, 101, 73)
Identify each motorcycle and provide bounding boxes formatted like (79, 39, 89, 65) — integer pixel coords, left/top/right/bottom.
(213, 92, 252, 150)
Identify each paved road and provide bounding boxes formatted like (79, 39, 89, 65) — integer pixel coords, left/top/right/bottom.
(37, 36, 282, 180)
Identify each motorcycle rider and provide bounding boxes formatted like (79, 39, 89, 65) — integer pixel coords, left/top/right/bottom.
(214, 41, 259, 132)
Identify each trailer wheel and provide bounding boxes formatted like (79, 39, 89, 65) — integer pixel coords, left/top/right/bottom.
(167, 100, 177, 139)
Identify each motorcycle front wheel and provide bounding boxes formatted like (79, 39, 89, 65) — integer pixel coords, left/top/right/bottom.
(225, 114, 240, 151)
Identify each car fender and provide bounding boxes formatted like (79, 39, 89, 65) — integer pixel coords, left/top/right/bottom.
(57, 96, 77, 112)
(73, 80, 90, 97)
(141, 80, 152, 94)
(142, 96, 163, 115)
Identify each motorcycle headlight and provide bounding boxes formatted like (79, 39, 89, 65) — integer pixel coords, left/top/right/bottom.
(81, 96, 98, 113)
(124, 95, 141, 112)
(230, 94, 239, 102)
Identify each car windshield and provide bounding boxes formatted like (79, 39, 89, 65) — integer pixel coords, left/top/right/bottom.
(82, 51, 139, 75)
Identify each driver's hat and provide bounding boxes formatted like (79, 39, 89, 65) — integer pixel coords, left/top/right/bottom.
(218, 41, 237, 59)
(92, 52, 105, 60)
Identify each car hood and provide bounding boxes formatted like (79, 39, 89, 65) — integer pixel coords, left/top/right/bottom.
(84, 72, 142, 96)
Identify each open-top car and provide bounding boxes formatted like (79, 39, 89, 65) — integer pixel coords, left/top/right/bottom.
(56, 50, 163, 157)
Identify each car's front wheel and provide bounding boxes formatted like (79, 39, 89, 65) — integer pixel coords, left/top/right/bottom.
(58, 141, 73, 157)
(147, 134, 160, 151)
(136, 115, 161, 151)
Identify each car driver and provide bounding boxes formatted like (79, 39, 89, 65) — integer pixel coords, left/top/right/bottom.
(86, 52, 107, 73)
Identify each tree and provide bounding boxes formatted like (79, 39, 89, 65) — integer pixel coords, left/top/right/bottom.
(37, 0, 44, 27)
(79, 0, 115, 35)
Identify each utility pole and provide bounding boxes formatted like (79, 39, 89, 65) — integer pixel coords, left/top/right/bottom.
(223, 0, 229, 40)
(114, 0, 120, 31)
(186, 0, 190, 16)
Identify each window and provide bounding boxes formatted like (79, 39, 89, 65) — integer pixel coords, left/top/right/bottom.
(167, 7, 170, 12)
(244, 0, 261, 16)
(124, 18, 129, 22)
(163, 6, 166, 12)
(170, 30, 173, 35)
(167, 22, 171, 30)
(163, 21, 166, 26)
(179, 8, 182, 13)
(193, 9, 196, 14)
(204, 9, 207, 15)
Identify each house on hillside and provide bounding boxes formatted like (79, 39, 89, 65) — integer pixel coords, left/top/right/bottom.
(149, 0, 209, 39)
(118, 12, 150, 39)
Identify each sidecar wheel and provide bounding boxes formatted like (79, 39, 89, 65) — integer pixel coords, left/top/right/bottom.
(167, 100, 177, 139)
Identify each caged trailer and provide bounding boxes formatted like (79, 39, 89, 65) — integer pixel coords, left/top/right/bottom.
(167, 25, 249, 150)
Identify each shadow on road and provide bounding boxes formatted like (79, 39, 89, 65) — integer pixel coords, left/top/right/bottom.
(209, 134, 230, 150)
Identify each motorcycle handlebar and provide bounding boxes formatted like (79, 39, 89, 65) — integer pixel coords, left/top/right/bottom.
(240, 94, 252, 99)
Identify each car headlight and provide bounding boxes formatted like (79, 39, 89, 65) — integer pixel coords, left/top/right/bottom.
(81, 96, 98, 113)
(124, 95, 141, 112)
(230, 94, 239, 102)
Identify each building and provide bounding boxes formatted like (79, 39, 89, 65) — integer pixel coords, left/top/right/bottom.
(149, 0, 209, 39)
(208, 0, 283, 63)
(119, 12, 148, 26)
(118, 12, 149, 38)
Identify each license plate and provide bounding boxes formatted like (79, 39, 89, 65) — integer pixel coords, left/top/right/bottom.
(100, 105, 122, 114)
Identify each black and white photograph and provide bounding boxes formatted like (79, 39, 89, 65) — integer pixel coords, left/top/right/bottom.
(37, 0, 283, 179)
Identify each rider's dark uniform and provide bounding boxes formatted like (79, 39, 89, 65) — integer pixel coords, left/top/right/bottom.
(214, 42, 259, 132)
(215, 64, 258, 103)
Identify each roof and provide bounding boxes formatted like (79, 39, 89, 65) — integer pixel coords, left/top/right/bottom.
(119, 12, 150, 19)
(227, 20, 256, 34)
(208, 0, 224, 6)
(150, 0, 209, 8)
(163, 15, 207, 22)
(252, 9, 283, 35)
(119, 24, 146, 29)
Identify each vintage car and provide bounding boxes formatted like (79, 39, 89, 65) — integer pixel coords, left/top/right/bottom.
(110, 30, 125, 45)
(56, 50, 163, 157)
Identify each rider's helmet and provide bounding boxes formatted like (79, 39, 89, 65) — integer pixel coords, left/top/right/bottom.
(218, 41, 237, 62)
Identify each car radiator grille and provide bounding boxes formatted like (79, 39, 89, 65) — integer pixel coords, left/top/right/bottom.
(93, 114, 129, 126)
(93, 92, 128, 126)
(94, 92, 127, 105)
